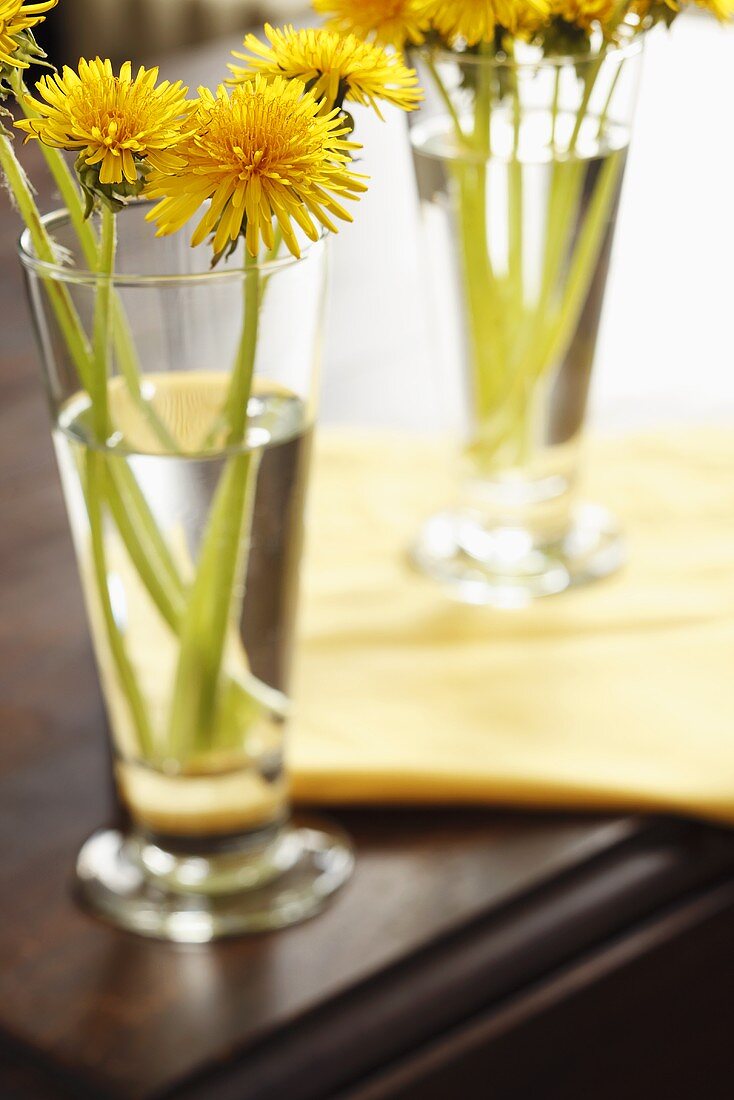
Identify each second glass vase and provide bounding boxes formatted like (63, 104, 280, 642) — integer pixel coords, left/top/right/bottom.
(410, 39, 643, 606)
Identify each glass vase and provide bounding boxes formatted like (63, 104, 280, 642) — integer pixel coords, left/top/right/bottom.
(410, 39, 643, 606)
(20, 202, 353, 941)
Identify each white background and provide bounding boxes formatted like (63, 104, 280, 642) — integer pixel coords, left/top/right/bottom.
(318, 14, 734, 433)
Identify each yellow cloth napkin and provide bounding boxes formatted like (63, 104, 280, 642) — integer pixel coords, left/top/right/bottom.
(290, 429, 734, 825)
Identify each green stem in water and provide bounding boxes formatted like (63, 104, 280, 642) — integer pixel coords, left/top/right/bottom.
(550, 66, 561, 151)
(105, 460, 185, 631)
(166, 452, 257, 761)
(167, 258, 261, 761)
(507, 63, 524, 316)
(85, 452, 155, 758)
(462, 45, 624, 473)
(460, 48, 509, 422)
(478, 147, 625, 468)
(538, 160, 587, 318)
(532, 150, 624, 382)
(424, 56, 507, 422)
(457, 165, 505, 419)
(85, 218, 154, 758)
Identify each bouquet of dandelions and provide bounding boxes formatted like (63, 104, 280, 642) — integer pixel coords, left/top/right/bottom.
(0, 2, 421, 782)
(313, 0, 732, 476)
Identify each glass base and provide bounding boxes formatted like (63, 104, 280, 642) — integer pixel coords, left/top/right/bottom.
(75, 820, 354, 942)
(411, 502, 624, 608)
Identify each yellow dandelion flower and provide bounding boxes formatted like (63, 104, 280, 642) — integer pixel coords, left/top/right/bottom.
(15, 58, 192, 188)
(145, 75, 368, 260)
(229, 24, 422, 120)
(686, 0, 733, 17)
(0, 0, 56, 71)
(417, 0, 550, 44)
(313, 0, 428, 49)
(552, 0, 618, 30)
(502, 0, 552, 34)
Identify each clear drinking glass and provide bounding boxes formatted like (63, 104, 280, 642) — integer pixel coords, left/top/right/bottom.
(410, 39, 643, 606)
(20, 202, 353, 941)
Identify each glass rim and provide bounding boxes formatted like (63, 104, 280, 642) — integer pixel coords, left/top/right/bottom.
(415, 33, 644, 71)
(18, 203, 326, 287)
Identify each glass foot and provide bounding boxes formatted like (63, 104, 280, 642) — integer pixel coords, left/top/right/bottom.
(411, 502, 624, 608)
(76, 820, 354, 942)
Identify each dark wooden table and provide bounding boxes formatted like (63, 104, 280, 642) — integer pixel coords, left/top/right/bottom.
(3, 145, 734, 1100)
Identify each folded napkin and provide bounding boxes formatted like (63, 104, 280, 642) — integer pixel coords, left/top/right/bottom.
(290, 429, 734, 826)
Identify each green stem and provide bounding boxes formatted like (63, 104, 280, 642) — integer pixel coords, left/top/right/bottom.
(257, 225, 284, 308)
(529, 51, 623, 373)
(539, 160, 587, 313)
(550, 66, 561, 151)
(167, 262, 261, 760)
(84, 209, 155, 755)
(12, 72, 100, 270)
(0, 132, 94, 390)
(532, 150, 624, 381)
(90, 224, 187, 638)
(225, 252, 260, 444)
(457, 165, 506, 420)
(425, 54, 465, 144)
(508, 52, 612, 414)
(166, 453, 257, 760)
(479, 147, 624, 466)
(508, 67, 524, 315)
(111, 299, 181, 453)
(473, 42, 494, 157)
(105, 461, 185, 630)
(424, 56, 508, 422)
(597, 58, 624, 140)
(91, 205, 115, 441)
(201, 250, 262, 449)
(39, 146, 98, 267)
(568, 49, 607, 153)
(85, 452, 155, 758)
(461, 45, 508, 422)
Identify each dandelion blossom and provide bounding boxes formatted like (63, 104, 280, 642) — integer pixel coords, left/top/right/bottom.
(0, 0, 56, 72)
(230, 24, 422, 119)
(146, 76, 368, 260)
(552, 0, 619, 30)
(16, 58, 192, 189)
(313, 0, 428, 49)
(689, 0, 733, 18)
(418, 0, 550, 44)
